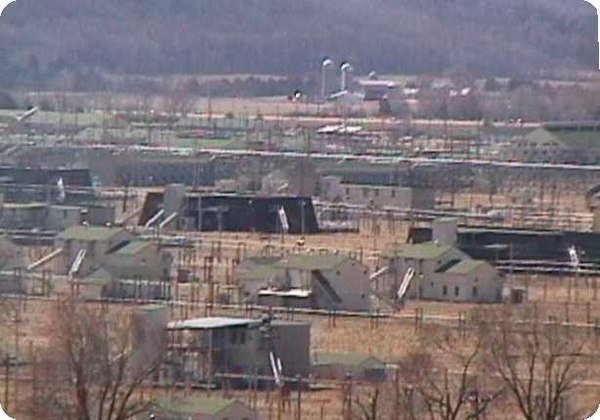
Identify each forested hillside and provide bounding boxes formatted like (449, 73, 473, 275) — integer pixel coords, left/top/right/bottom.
(0, 0, 596, 89)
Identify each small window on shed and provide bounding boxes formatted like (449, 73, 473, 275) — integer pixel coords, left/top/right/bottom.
(391, 189, 396, 198)
(472, 286, 478, 297)
(454, 286, 460, 297)
(442, 285, 447, 296)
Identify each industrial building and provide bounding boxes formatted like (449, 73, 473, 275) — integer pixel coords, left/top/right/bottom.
(379, 219, 504, 303)
(56, 226, 173, 280)
(510, 124, 600, 164)
(409, 221, 600, 273)
(0, 167, 92, 187)
(312, 352, 387, 382)
(320, 175, 435, 210)
(76, 272, 172, 301)
(164, 316, 310, 389)
(0, 202, 114, 231)
(235, 254, 371, 312)
(139, 184, 319, 234)
(381, 241, 503, 303)
(147, 396, 260, 420)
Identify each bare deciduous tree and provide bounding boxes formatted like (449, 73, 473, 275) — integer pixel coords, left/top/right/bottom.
(32, 299, 165, 420)
(352, 385, 382, 420)
(482, 308, 590, 420)
(396, 330, 503, 420)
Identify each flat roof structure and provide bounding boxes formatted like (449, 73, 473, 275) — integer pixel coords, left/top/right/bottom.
(167, 317, 260, 330)
(258, 289, 312, 298)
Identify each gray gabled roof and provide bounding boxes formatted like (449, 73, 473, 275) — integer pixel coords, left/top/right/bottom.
(526, 126, 600, 150)
(235, 257, 283, 280)
(236, 254, 358, 279)
(313, 352, 384, 368)
(276, 253, 354, 271)
(58, 226, 126, 242)
(445, 259, 491, 274)
(152, 396, 246, 416)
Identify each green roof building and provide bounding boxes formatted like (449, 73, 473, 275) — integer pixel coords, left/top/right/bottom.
(148, 396, 259, 420)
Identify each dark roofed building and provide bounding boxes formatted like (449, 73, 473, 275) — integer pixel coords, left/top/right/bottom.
(139, 188, 319, 234)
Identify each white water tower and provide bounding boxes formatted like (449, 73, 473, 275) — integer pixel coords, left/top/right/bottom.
(340, 62, 354, 91)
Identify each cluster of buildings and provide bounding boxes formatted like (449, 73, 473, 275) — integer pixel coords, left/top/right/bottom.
(508, 123, 600, 164)
(132, 307, 387, 419)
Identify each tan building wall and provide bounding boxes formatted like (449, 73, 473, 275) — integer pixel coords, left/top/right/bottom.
(321, 176, 435, 210)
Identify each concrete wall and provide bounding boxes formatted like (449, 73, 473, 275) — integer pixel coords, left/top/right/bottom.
(47, 206, 82, 231)
(271, 321, 311, 378)
(163, 184, 186, 228)
(0, 204, 46, 229)
(85, 206, 116, 226)
(322, 260, 371, 311)
(432, 218, 458, 245)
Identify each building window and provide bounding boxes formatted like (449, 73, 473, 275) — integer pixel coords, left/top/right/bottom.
(455, 286, 460, 297)
(240, 330, 246, 345)
(374, 189, 379, 197)
(391, 189, 396, 198)
(472, 286, 478, 297)
(442, 285, 447, 296)
(345, 187, 350, 197)
(363, 187, 369, 198)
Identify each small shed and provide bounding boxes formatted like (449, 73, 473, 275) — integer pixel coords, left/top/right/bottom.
(312, 352, 386, 383)
(148, 395, 260, 420)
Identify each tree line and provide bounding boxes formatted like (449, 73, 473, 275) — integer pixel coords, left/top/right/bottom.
(0, 0, 596, 90)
